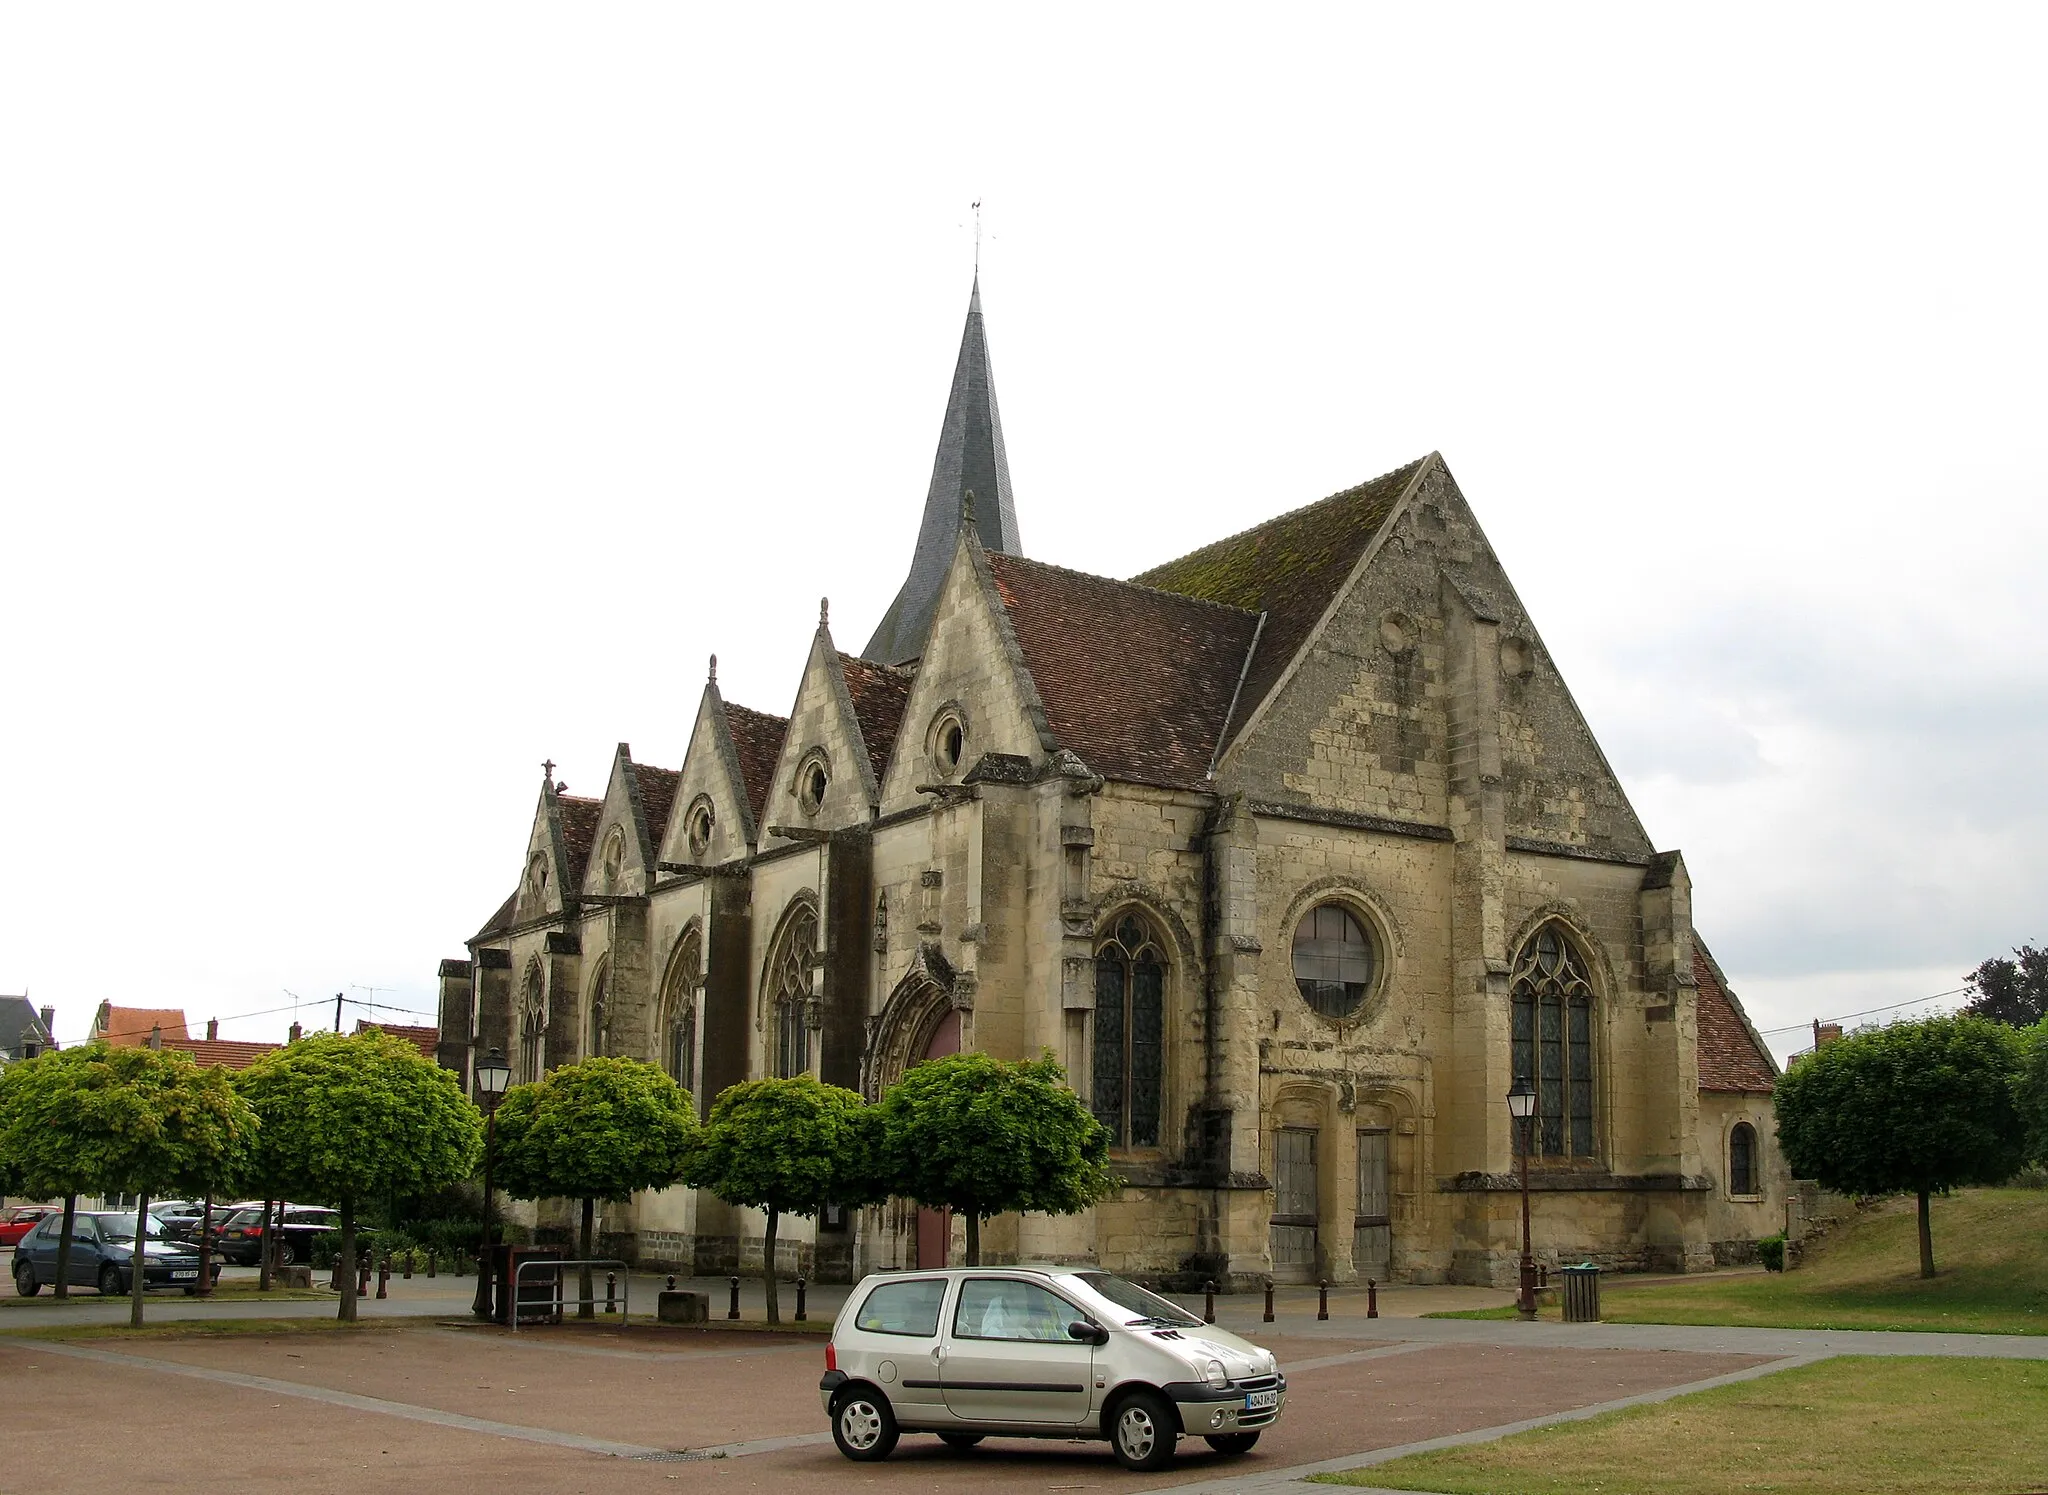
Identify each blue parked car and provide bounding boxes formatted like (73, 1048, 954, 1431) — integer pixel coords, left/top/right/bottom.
(11, 1210, 217, 1296)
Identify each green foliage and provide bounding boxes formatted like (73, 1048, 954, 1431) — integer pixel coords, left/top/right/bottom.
(1776, 1015, 2026, 1197)
(1965, 943, 2048, 1028)
(1756, 1234, 1785, 1272)
(491, 1057, 695, 1205)
(0, 1044, 255, 1201)
(874, 1051, 1115, 1237)
(2017, 1018, 2048, 1166)
(234, 1031, 481, 1211)
(688, 1075, 875, 1217)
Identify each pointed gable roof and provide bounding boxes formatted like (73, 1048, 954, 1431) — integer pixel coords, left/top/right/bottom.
(1134, 454, 1433, 752)
(556, 794, 603, 881)
(93, 1004, 192, 1047)
(864, 278, 1023, 665)
(839, 653, 915, 779)
(1694, 944, 1779, 1093)
(473, 888, 519, 942)
(988, 552, 1260, 791)
(723, 703, 787, 827)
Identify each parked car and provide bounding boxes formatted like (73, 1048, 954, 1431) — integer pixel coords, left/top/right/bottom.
(0, 1205, 58, 1248)
(820, 1267, 1286, 1472)
(209, 1204, 350, 1266)
(11, 1210, 217, 1296)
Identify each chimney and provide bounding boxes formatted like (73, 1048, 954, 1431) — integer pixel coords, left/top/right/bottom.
(289, 1021, 303, 1043)
(39, 1005, 55, 1037)
(148, 1023, 162, 1051)
(1816, 1022, 1843, 1048)
(207, 1018, 219, 1041)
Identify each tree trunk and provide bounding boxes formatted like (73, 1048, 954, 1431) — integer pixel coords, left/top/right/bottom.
(196, 1190, 213, 1297)
(53, 1194, 76, 1300)
(258, 1196, 274, 1292)
(966, 1209, 980, 1267)
(130, 1192, 151, 1327)
(578, 1198, 595, 1319)
(763, 1205, 780, 1325)
(338, 1197, 359, 1323)
(1918, 1189, 1935, 1279)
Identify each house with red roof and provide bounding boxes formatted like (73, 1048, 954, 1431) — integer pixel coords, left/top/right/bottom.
(437, 279, 1782, 1287)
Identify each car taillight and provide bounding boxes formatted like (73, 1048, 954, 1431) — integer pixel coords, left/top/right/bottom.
(825, 1342, 837, 1372)
(241, 1228, 262, 1238)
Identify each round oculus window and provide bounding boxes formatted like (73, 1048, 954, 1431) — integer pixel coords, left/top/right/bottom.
(932, 713, 966, 778)
(1291, 903, 1377, 1019)
(685, 802, 714, 861)
(799, 760, 829, 814)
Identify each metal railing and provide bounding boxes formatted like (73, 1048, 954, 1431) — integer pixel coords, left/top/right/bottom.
(508, 1257, 632, 1332)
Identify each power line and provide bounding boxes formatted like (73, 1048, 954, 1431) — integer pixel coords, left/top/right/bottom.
(1757, 986, 1970, 1038)
(68, 993, 440, 1047)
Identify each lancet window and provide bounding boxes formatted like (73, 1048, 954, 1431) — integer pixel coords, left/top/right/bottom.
(767, 903, 818, 1078)
(1509, 922, 1597, 1158)
(519, 960, 547, 1084)
(1093, 913, 1165, 1149)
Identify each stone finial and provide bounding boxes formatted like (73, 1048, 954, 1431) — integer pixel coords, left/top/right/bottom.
(543, 759, 556, 782)
(961, 488, 976, 525)
(709, 653, 718, 683)
(820, 597, 830, 627)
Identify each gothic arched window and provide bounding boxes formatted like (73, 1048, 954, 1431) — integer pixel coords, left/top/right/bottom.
(660, 929, 701, 1094)
(766, 902, 818, 1078)
(519, 960, 547, 1084)
(1510, 922, 1597, 1158)
(587, 964, 608, 1060)
(1093, 913, 1166, 1149)
(1729, 1121, 1758, 1197)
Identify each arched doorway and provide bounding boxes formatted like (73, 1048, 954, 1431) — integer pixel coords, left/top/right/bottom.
(914, 1009, 961, 1268)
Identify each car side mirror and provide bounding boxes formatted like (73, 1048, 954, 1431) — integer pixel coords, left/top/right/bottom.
(1068, 1320, 1108, 1346)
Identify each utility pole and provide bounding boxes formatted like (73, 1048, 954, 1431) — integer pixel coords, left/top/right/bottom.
(334, 992, 344, 1034)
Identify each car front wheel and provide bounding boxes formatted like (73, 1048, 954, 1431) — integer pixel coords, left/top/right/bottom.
(1110, 1390, 1179, 1472)
(13, 1261, 39, 1297)
(274, 1239, 297, 1266)
(98, 1264, 125, 1297)
(830, 1388, 900, 1462)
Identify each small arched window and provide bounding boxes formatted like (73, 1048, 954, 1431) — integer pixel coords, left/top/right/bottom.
(767, 902, 818, 1078)
(1093, 914, 1166, 1149)
(1510, 922, 1597, 1158)
(519, 960, 547, 1083)
(1730, 1121, 1758, 1197)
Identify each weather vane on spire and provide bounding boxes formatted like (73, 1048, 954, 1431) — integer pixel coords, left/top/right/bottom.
(972, 199, 982, 278)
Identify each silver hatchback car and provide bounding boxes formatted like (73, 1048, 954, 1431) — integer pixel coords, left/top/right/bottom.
(820, 1266, 1286, 1471)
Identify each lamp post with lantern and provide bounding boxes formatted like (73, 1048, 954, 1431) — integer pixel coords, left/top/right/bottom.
(470, 1048, 512, 1321)
(1507, 1075, 1538, 1321)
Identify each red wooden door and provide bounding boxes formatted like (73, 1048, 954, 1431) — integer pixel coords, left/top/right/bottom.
(914, 1011, 962, 1268)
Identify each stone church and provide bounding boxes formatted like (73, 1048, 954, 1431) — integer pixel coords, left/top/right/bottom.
(437, 281, 1784, 1288)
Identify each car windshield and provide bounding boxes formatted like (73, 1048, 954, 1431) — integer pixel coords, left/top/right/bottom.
(93, 1214, 167, 1242)
(1070, 1272, 1204, 1328)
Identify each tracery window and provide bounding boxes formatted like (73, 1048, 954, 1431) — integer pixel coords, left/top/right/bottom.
(519, 960, 547, 1083)
(767, 902, 818, 1078)
(660, 929, 701, 1092)
(1729, 1122, 1758, 1197)
(1291, 903, 1377, 1019)
(1092, 914, 1165, 1149)
(587, 965, 608, 1059)
(1509, 922, 1596, 1158)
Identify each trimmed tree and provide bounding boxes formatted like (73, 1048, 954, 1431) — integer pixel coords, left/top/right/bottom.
(0, 1044, 255, 1324)
(688, 1076, 876, 1323)
(491, 1057, 696, 1318)
(875, 1051, 1116, 1267)
(1776, 1014, 2026, 1278)
(2017, 1018, 2048, 1168)
(235, 1030, 481, 1321)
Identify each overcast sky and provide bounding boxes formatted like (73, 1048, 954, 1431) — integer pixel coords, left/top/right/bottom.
(5, 6, 2043, 1065)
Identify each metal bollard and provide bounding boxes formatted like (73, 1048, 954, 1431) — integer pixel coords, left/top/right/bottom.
(606, 1272, 618, 1314)
(1263, 1279, 1275, 1323)
(666, 1275, 677, 1292)
(1204, 1280, 1217, 1324)
(1317, 1280, 1329, 1321)
(1367, 1279, 1379, 1319)
(427, 1249, 437, 1279)
(358, 1255, 371, 1296)
(376, 1254, 389, 1300)
(796, 1277, 807, 1322)
(403, 1250, 414, 1280)
(728, 1275, 740, 1320)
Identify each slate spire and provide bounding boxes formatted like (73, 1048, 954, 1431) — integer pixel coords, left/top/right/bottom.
(862, 277, 1022, 664)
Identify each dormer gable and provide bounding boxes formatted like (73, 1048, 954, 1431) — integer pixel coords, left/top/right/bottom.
(578, 744, 675, 898)
(515, 772, 597, 923)
(658, 663, 786, 871)
(761, 606, 899, 845)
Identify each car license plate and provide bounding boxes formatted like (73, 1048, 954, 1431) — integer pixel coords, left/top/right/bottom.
(1244, 1390, 1278, 1411)
(172, 1270, 198, 1279)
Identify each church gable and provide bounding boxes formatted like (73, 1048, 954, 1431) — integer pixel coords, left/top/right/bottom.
(658, 678, 782, 869)
(514, 778, 597, 924)
(761, 619, 891, 843)
(578, 745, 674, 898)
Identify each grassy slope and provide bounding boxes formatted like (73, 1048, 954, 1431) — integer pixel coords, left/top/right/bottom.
(1432, 1188, 2048, 1334)
(1315, 1356, 2048, 1495)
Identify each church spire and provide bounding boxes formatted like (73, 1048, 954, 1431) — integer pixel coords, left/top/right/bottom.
(862, 277, 1022, 664)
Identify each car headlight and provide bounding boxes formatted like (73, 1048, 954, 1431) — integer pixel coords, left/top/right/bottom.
(1204, 1359, 1229, 1389)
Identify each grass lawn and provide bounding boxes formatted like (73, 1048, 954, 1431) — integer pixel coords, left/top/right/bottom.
(1315, 1356, 2048, 1495)
(1429, 1189, 2048, 1335)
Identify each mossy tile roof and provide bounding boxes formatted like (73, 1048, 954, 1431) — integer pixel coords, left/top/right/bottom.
(724, 704, 789, 825)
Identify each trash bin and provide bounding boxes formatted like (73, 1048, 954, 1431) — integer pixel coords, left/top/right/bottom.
(498, 1245, 566, 1325)
(1560, 1262, 1601, 1322)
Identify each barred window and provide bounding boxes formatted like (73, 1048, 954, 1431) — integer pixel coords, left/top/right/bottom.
(1510, 923, 1596, 1158)
(1730, 1122, 1758, 1197)
(1093, 914, 1165, 1149)
(768, 903, 818, 1078)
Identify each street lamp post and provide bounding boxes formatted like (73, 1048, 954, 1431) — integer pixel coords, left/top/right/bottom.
(1507, 1076, 1537, 1321)
(470, 1048, 511, 1321)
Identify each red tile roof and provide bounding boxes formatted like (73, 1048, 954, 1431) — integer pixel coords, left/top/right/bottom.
(634, 765, 681, 851)
(724, 704, 789, 824)
(94, 1006, 193, 1048)
(1695, 945, 1777, 1092)
(838, 653, 915, 780)
(1133, 456, 1431, 751)
(355, 1021, 439, 1060)
(161, 1037, 280, 1070)
(988, 552, 1261, 791)
(556, 794, 603, 881)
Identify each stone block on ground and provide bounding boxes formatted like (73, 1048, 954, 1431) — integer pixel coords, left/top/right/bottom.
(658, 1290, 710, 1324)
